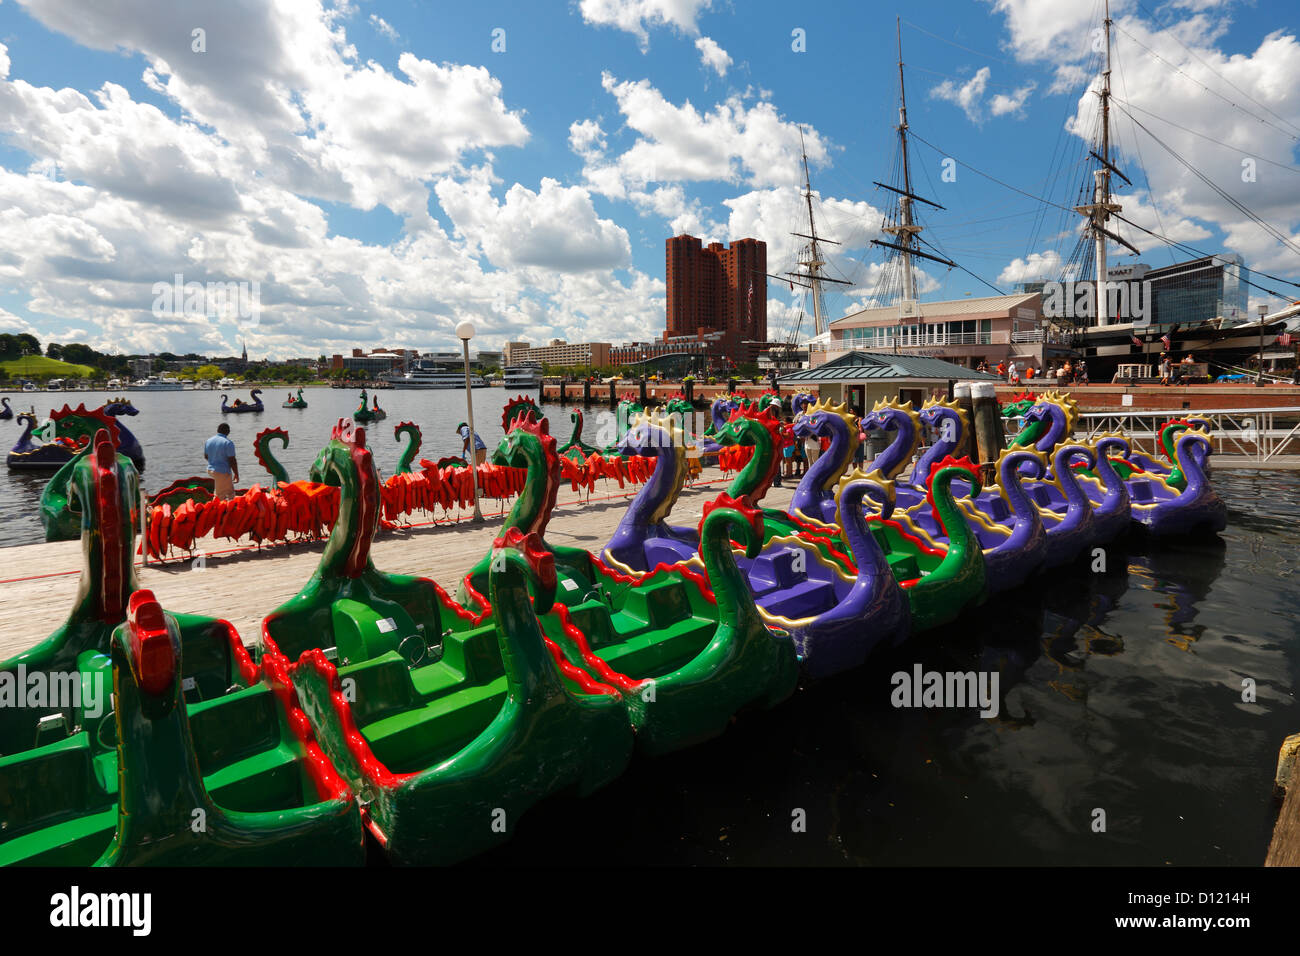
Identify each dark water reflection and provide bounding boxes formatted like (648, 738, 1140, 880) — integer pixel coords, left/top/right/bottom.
(472, 470, 1300, 866)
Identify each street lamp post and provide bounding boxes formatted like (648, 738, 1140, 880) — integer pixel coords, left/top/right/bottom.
(456, 320, 484, 523)
(1258, 304, 1267, 387)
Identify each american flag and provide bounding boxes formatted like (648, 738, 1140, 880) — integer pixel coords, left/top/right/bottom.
(1278, 332, 1294, 347)
(747, 279, 754, 321)
(1131, 334, 1142, 348)
(1160, 333, 1171, 349)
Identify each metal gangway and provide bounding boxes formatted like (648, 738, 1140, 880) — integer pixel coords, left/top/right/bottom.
(1077, 407, 1300, 464)
(999, 407, 1300, 465)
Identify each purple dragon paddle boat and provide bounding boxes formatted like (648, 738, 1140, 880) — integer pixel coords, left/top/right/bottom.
(1012, 393, 1221, 537)
(860, 398, 1016, 550)
(1129, 428, 1225, 536)
(601, 412, 910, 677)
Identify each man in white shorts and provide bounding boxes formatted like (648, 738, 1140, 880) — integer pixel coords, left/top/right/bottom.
(204, 422, 239, 500)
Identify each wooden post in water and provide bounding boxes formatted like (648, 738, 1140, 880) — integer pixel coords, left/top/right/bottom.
(583, 379, 591, 406)
(954, 382, 977, 460)
(970, 382, 1002, 483)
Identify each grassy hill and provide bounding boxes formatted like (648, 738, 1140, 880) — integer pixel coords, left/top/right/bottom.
(1, 355, 98, 380)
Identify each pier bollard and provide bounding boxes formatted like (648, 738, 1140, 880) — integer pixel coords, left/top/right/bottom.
(954, 382, 977, 460)
(971, 382, 1002, 477)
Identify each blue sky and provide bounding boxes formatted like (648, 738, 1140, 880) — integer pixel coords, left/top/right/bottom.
(0, 0, 1296, 358)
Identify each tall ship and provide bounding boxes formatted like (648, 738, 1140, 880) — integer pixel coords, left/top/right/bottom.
(383, 359, 488, 389)
(784, 8, 1298, 385)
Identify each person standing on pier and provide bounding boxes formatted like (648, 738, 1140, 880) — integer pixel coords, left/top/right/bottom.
(204, 422, 239, 500)
(457, 422, 487, 465)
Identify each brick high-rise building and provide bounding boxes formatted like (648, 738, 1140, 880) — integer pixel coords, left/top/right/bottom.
(665, 235, 767, 357)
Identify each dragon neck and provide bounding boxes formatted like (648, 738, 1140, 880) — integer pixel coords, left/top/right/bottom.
(997, 453, 1045, 550)
(503, 437, 558, 538)
(1010, 418, 1044, 448)
(928, 469, 981, 582)
(911, 410, 961, 485)
(1037, 408, 1067, 451)
(698, 510, 753, 631)
(257, 432, 290, 484)
(488, 551, 563, 702)
(1052, 445, 1094, 532)
(1092, 438, 1131, 517)
(641, 434, 687, 526)
(319, 443, 378, 579)
(395, 425, 421, 475)
(812, 415, 855, 493)
(1175, 435, 1211, 498)
(15, 414, 34, 449)
(109, 626, 211, 846)
(726, 423, 776, 502)
(66, 442, 140, 632)
(869, 413, 916, 481)
(838, 483, 891, 578)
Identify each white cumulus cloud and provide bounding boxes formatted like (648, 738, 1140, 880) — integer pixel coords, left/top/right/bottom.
(695, 36, 732, 76)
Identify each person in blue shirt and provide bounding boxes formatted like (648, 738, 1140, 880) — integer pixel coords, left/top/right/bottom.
(457, 422, 487, 465)
(204, 423, 239, 500)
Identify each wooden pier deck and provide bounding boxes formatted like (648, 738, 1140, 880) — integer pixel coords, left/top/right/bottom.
(0, 476, 796, 662)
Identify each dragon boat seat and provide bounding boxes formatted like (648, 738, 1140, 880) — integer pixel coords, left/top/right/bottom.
(1, 603, 360, 866)
(0, 735, 117, 866)
(742, 546, 839, 620)
(533, 566, 725, 683)
(265, 587, 523, 774)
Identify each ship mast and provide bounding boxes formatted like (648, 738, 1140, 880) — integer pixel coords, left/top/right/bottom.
(784, 127, 848, 340)
(1074, 0, 1130, 327)
(880, 19, 926, 309)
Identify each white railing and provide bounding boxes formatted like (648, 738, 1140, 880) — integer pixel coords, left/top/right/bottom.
(1017, 407, 1300, 461)
(837, 331, 996, 349)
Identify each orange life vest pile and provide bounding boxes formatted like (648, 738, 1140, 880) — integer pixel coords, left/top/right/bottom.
(142, 453, 676, 560)
(557, 453, 659, 495)
(142, 479, 341, 560)
(716, 445, 754, 475)
(380, 459, 527, 525)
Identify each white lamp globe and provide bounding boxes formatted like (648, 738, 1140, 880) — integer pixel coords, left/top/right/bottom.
(455, 320, 476, 341)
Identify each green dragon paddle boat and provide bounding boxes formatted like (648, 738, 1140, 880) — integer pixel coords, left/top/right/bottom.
(0, 430, 364, 866)
(352, 389, 387, 423)
(261, 419, 633, 864)
(459, 412, 798, 755)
